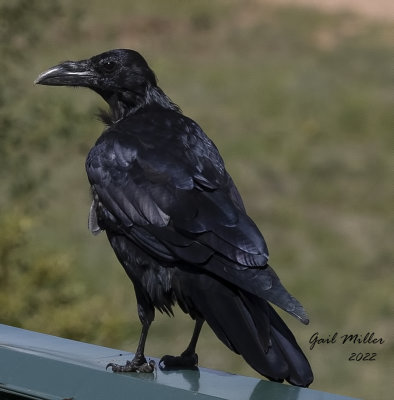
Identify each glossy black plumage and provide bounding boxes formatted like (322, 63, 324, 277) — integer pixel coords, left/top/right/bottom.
(35, 49, 313, 386)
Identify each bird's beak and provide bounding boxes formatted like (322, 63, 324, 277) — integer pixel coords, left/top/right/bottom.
(34, 60, 94, 87)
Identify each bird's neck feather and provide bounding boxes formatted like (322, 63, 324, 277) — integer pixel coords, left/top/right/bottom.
(98, 84, 181, 126)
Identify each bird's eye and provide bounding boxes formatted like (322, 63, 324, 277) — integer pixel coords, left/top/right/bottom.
(100, 60, 117, 73)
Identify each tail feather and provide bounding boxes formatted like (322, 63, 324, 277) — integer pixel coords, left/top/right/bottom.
(203, 257, 310, 325)
(182, 271, 313, 387)
(265, 296, 314, 386)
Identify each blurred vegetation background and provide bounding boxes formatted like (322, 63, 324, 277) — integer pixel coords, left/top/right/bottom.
(0, 0, 392, 398)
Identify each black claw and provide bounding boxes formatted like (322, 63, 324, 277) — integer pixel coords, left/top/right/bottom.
(139, 359, 156, 373)
(106, 362, 130, 372)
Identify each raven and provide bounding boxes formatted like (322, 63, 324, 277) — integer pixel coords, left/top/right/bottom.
(35, 49, 313, 387)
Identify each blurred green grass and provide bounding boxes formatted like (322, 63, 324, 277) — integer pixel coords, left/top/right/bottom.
(1, 1, 392, 399)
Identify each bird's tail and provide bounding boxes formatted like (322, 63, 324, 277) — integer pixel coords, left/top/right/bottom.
(240, 290, 313, 386)
(185, 272, 314, 387)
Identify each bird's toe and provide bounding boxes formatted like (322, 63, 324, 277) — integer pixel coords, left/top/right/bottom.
(159, 353, 198, 369)
(106, 359, 155, 373)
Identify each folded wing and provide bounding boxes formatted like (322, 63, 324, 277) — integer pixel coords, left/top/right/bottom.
(86, 111, 308, 323)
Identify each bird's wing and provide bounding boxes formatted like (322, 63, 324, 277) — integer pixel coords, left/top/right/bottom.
(86, 113, 269, 268)
(86, 112, 309, 324)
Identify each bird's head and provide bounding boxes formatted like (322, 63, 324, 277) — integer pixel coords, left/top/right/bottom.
(35, 49, 158, 117)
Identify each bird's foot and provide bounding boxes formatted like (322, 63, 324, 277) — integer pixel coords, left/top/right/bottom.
(159, 352, 198, 370)
(106, 358, 155, 373)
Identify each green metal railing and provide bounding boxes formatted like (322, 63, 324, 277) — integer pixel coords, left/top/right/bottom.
(0, 324, 359, 400)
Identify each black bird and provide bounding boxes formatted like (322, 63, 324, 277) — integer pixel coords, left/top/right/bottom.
(35, 49, 313, 387)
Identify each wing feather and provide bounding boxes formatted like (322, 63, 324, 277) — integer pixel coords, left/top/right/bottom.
(86, 111, 269, 273)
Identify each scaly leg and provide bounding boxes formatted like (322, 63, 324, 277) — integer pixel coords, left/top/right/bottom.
(106, 319, 155, 372)
(159, 318, 204, 369)
(107, 288, 156, 373)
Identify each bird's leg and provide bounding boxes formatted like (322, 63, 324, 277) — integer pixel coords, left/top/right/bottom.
(107, 302, 155, 373)
(159, 318, 204, 369)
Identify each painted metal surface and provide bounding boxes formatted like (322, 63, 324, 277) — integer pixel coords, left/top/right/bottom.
(0, 324, 359, 400)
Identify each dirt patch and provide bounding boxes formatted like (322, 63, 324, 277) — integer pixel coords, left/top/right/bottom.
(264, 0, 394, 21)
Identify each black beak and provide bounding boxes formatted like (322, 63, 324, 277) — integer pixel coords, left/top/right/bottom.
(34, 60, 94, 87)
